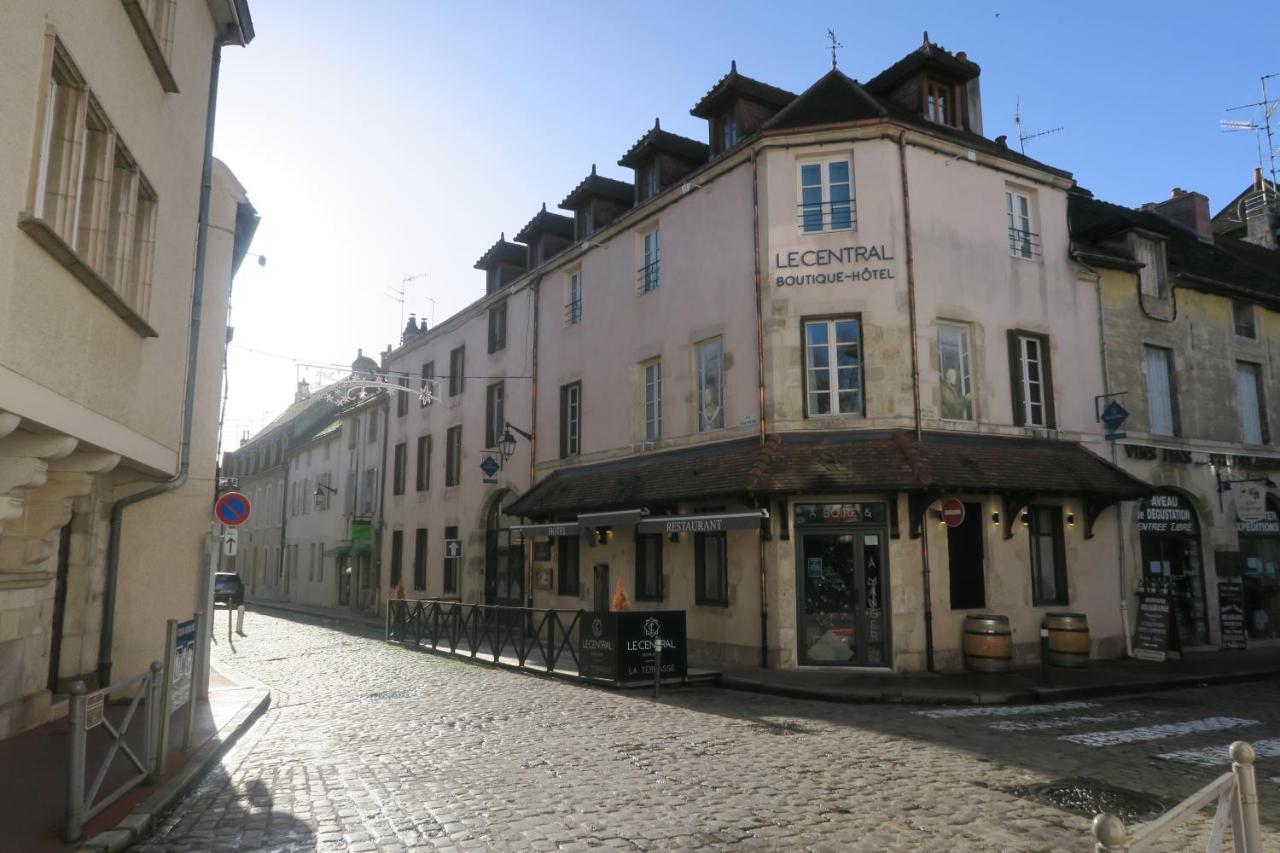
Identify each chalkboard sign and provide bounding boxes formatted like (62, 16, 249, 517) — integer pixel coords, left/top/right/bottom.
(1218, 581, 1247, 651)
(1133, 593, 1172, 662)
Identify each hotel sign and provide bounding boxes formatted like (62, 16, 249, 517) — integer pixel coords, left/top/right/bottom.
(794, 502, 886, 525)
(773, 244, 895, 287)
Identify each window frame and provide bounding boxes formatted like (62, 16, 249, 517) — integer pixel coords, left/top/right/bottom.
(925, 79, 954, 126)
(392, 442, 407, 495)
(798, 157, 856, 233)
(396, 377, 409, 417)
(487, 299, 507, 353)
(801, 317, 864, 418)
(635, 532, 664, 601)
(1143, 344, 1178, 437)
(557, 535, 580, 597)
(559, 382, 582, 458)
(1028, 506, 1068, 606)
(696, 337, 725, 432)
(485, 381, 505, 450)
(1005, 190, 1035, 260)
(412, 528, 428, 592)
(639, 228, 661, 293)
(442, 525, 459, 595)
(1133, 235, 1170, 299)
(1233, 300, 1258, 340)
(566, 269, 583, 325)
(445, 425, 462, 487)
(389, 529, 404, 589)
(643, 358, 662, 441)
(421, 361, 435, 407)
(1007, 330, 1056, 429)
(694, 531, 729, 607)
(1237, 361, 1269, 445)
(937, 321, 975, 422)
(416, 434, 431, 492)
(448, 346, 465, 396)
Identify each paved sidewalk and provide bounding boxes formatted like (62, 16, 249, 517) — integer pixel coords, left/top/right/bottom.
(0, 660, 268, 853)
(719, 645, 1280, 705)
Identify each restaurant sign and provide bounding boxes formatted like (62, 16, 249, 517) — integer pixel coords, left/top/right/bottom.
(794, 503, 886, 525)
(1137, 493, 1195, 535)
(772, 244, 895, 288)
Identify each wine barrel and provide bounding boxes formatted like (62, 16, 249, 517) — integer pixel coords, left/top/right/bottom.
(1044, 612, 1090, 668)
(963, 614, 1013, 674)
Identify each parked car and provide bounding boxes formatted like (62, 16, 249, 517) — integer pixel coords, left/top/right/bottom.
(213, 572, 244, 608)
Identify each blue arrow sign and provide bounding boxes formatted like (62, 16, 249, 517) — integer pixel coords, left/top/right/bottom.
(444, 539, 463, 559)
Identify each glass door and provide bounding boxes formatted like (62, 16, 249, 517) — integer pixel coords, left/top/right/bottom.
(797, 530, 889, 666)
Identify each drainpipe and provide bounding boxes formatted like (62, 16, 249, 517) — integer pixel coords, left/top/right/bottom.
(898, 131, 932, 672)
(750, 150, 767, 445)
(98, 36, 225, 687)
(526, 278, 540, 608)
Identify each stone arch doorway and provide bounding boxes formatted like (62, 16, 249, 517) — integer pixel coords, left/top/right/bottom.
(1137, 488, 1209, 647)
(484, 491, 524, 607)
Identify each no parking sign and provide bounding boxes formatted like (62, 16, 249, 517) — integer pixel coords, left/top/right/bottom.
(214, 491, 251, 527)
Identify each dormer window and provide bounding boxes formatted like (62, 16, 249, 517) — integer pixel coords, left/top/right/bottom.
(718, 113, 739, 152)
(926, 80, 953, 125)
(641, 163, 661, 200)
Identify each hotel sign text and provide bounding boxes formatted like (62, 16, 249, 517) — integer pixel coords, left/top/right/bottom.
(773, 244, 895, 287)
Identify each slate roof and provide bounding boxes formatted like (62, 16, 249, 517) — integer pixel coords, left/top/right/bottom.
(560, 166, 635, 210)
(690, 60, 796, 118)
(239, 387, 341, 450)
(514, 204, 575, 244)
(473, 234, 527, 271)
(1068, 189, 1280, 309)
(617, 121, 710, 168)
(507, 430, 1151, 518)
(863, 34, 980, 95)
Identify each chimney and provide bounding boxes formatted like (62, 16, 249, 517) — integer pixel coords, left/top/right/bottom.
(295, 379, 311, 402)
(1243, 167, 1279, 250)
(1145, 187, 1213, 243)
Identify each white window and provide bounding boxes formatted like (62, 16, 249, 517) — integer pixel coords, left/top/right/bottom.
(1238, 362, 1266, 444)
(937, 322, 974, 421)
(1144, 345, 1175, 436)
(1134, 237, 1168, 298)
(1018, 335, 1047, 427)
(804, 319, 863, 416)
(696, 338, 724, 431)
(640, 229, 660, 293)
(1006, 190, 1034, 259)
(800, 159, 854, 232)
(926, 80, 952, 125)
(643, 359, 662, 441)
(566, 270, 582, 325)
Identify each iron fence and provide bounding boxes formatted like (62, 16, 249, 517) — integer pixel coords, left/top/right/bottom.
(387, 599, 583, 675)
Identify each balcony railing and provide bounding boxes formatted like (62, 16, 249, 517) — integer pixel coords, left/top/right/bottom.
(565, 299, 582, 325)
(636, 259, 660, 294)
(1008, 227, 1042, 259)
(798, 199, 858, 233)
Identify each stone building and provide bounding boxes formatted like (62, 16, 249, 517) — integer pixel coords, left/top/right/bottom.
(380, 37, 1162, 673)
(0, 1, 254, 737)
(1070, 174, 1280, 652)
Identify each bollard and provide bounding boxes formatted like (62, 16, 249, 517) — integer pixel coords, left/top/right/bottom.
(235, 604, 246, 636)
(1091, 813, 1131, 852)
(1231, 741, 1262, 852)
(65, 680, 87, 842)
(147, 660, 164, 781)
(654, 638, 663, 699)
(1039, 624, 1052, 687)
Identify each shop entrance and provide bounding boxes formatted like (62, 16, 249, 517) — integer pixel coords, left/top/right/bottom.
(1239, 495, 1280, 640)
(1138, 491, 1209, 647)
(484, 494, 524, 607)
(794, 502, 890, 667)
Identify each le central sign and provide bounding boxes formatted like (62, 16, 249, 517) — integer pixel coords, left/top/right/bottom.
(772, 244, 896, 287)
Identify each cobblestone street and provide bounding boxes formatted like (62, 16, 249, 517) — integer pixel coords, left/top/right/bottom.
(134, 609, 1280, 851)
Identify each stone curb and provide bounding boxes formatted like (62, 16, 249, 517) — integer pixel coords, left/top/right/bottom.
(73, 665, 272, 852)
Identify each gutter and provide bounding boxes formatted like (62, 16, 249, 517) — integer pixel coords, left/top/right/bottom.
(99, 35, 226, 686)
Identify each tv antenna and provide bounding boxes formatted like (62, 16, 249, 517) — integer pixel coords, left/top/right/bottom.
(384, 272, 431, 331)
(1014, 97, 1064, 154)
(1222, 72, 1279, 200)
(826, 28, 842, 70)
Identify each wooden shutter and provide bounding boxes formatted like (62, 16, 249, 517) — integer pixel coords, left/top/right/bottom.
(559, 385, 569, 458)
(1039, 333, 1056, 429)
(1007, 330, 1025, 426)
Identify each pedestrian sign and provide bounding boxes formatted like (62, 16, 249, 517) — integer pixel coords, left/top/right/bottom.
(1100, 399, 1129, 440)
(444, 539, 463, 559)
(214, 491, 251, 527)
(479, 455, 500, 479)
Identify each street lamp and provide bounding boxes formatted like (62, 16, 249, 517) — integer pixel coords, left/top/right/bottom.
(498, 422, 533, 468)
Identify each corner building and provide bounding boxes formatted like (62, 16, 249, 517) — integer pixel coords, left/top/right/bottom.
(382, 38, 1151, 673)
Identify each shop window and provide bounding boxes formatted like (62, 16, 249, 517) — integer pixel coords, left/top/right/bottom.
(696, 337, 724, 431)
(392, 442, 406, 495)
(1237, 362, 1268, 445)
(442, 525, 459, 595)
(804, 319, 862, 417)
(799, 159, 855, 232)
(1008, 330, 1055, 429)
(1239, 497, 1280, 640)
(695, 531, 728, 606)
(485, 382, 504, 449)
(938, 322, 974, 421)
(445, 426, 462, 487)
(1143, 345, 1177, 436)
(559, 382, 581, 458)
(389, 530, 404, 588)
(487, 299, 507, 353)
(416, 435, 431, 491)
(1028, 506, 1068, 606)
(449, 345, 465, 396)
(557, 535, 580, 596)
(643, 359, 662, 441)
(635, 533, 663, 601)
(413, 528, 427, 591)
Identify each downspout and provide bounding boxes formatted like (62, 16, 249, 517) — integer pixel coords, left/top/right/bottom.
(1076, 250, 1134, 656)
(750, 150, 769, 669)
(526, 278, 540, 608)
(378, 394, 389, 609)
(98, 36, 225, 686)
(898, 131, 933, 672)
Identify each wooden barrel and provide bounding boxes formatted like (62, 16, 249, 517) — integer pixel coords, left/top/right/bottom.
(963, 614, 1013, 673)
(1044, 612, 1090, 667)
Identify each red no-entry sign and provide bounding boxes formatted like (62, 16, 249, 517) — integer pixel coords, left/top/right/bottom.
(214, 491, 252, 527)
(941, 498, 966, 528)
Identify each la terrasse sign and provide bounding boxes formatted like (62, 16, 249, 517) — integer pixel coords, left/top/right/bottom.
(773, 244, 895, 287)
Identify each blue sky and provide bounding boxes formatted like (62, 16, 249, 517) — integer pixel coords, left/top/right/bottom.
(214, 1, 1278, 448)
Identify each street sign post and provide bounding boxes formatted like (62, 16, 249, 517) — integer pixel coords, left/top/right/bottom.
(940, 498, 966, 528)
(213, 491, 251, 527)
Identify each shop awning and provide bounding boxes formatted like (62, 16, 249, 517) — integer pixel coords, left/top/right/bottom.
(511, 509, 649, 539)
(637, 510, 767, 534)
(506, 429, 1153, 519)
(324, 545, 350, 558)
(323, 543, 372, 558)
(578, 509, 649, 528)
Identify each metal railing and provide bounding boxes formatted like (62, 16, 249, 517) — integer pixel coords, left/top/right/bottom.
(565, 298, 582, 325)
(65, 661, 163, 842)
(797, 199, 858, 233)
(1008, 226, 1042, 259)
(636, 259, 660, 294)
(1092, 741, 1262, 852)
(387, 599, 583, 675)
